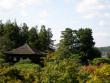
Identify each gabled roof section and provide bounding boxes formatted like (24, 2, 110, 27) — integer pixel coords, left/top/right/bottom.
(5, 44, 41, 55)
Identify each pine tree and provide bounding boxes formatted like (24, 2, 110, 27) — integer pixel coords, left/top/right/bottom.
(28, 26, 39, 48)
(56, 28, 78, 59)
(77, 28, 95, 64)
(20, 23, 29, 45)
(0, 20, 4, 36)
(39, 25, 48, 51)
(46, 28, 54, 51)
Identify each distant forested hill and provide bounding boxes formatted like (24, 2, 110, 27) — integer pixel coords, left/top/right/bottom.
(98, 46, 110, 52)
(98, 46, 110, 57)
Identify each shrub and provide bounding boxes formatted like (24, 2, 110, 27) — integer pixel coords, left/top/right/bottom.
(92, 58, 110, 65)
(87, 64, 110, 83)
(0, 67, 23, 83)
(0, 52, 5, 64)
(0, 58, 5, 64)
(16, 59, 32, 64)
(0, 63, 41, 83)
(14, 63, 41, 83)
(78, 65, 96, 83)
(41, 56, 81, 83)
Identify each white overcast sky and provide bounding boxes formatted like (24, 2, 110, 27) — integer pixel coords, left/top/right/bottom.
(0, 0, 110, 47)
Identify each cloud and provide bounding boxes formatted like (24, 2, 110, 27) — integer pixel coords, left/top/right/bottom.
(76, 0, 110, 13)
(19, 0, 49, 9)
(76, 0, 110, 19)
(0, 0, 50, 21)
(0, 0, 49, 11)
(98, 20, 106, 26)
(83, 12, 110, 19)
(39, 10, 48, 19)
(83, 12, 97, 19)
(39, 10, 49, 24)
(64, 0, 71, 3)
(94, 31, 110, 46)
(20, 10, 28, 17)
(0, 0, 17, 11)
(76, 0, 97, 13)
(94, 31, 110, 39)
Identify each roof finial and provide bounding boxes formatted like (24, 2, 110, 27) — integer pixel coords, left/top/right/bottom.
(25, 40, 28, 44)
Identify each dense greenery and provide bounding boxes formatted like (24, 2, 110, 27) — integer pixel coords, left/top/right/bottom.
(92, 58, 110, 65)
(55, 28, 101, 64)
(41, 56, 80, 83)
(0, 20, 54, 64)
(0, 20, 54, 52)
(1, 57, 110, 83)
(1, 20, 109, 83)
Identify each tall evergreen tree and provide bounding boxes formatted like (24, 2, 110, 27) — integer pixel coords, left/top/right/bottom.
(77, 28, 95, 64)
(11, 21, 21, 47)
(56, 28, 77, 59)
(0, 20, 15, 50)
(20, 23, 29, 45)
(39, 25, 48, 51)
(0, 20, 4, 36)
(28, 26, 39, 48)
(46, 28, 54, 51)
(39, 25, 54, 51)
(59, 28, 74, 49)
(56, 28, 100, 63)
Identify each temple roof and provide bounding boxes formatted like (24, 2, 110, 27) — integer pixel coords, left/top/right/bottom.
(4, 44, 41, 55)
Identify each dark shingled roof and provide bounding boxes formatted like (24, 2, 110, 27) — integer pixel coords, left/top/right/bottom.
(4, 44, 41, 55)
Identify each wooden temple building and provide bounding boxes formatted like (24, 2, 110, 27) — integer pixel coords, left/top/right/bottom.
(4, 44, 43, 63)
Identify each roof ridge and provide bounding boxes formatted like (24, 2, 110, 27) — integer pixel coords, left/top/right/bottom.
(25, 44, 36, 54)
(4, 43, 41, 55)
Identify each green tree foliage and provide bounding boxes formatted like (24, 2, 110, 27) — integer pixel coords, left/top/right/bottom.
(20, 23, 29, 44)
(0, 20, 23, 51)
(92, 58, 110, 65)
(0, 37, 14, 51)
(0, 63, 41, 83)
(46, 28, 54, 51)
(0, 19, 108, 83)
(0, 21, 54, 52)
(0, 20, 4, 36)
(28, 26, 39, 48)
(0, 20, 15, 51)
(77, 28, 95, 50)
(55, 28, 78, 59)
(87, 64, 110, 83)
(39, 25, 47, 51)
(78, 65, 97, 83)
(12, 21, 22, 47)
(107, 52, 110, 58)
(41, 55, 80, 83)
(77, 28, 95, 64)
(0, 20, 55, 65)
(56, 28, 100, 64)
(87, 47, 101, 61)
(39, 25, 54, 51)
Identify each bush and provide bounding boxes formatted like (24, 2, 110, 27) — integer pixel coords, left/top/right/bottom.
(87, 64, 110, 83)
(0, 67, 23, 83)
(16, 59, 32, 64)
(92, 58, 110, 65)
(0, 58, 5, 64)
(78, 65, 97, 83)
(0, 52, 5, 64)
(14, 63, 41, 83)
(0, 63, 41, 83)
(41, 56, 81, 83)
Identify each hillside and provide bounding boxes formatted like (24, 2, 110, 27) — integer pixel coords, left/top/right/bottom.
(98, 46, 110, 57)
(98, 46, 110, 52)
